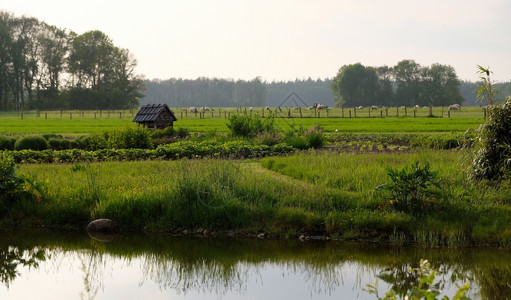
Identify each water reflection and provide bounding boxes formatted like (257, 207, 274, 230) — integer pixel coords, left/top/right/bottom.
(0, 230, 510, 299)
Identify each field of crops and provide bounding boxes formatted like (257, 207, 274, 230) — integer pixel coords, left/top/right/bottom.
(0, 106, 485, 135)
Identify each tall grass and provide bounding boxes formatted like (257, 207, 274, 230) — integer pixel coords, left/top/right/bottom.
(13, 150, 511, 246)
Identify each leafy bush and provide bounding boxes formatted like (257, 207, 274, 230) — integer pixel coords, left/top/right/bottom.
(468, 97, 511, 181)
(0, 153, 25, 202)
(376, 161, 439, 214)
(226, 113, 275, 138)
(0, 136, 16, 150)
(48, 138, 72, 150)
(107, 127, 152, 149)
(304, 125, 326, 148)
(14, 135, 49, 151)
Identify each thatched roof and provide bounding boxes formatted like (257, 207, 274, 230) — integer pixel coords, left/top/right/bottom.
(132, 104, 177, 123)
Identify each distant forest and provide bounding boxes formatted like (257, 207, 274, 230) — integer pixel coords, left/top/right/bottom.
(142, 77, 511, 108)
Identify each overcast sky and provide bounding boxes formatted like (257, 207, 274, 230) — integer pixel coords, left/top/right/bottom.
(2, 0, 510, 82)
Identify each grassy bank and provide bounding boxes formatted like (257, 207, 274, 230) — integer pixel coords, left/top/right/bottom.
(8, 149, 510, 247)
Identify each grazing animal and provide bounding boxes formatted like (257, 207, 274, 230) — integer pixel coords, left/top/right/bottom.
(190, 107, 198, 113)
(249, 107, 254, 112)
(371, 105, 379, 110)
(448, 104, 461, 111)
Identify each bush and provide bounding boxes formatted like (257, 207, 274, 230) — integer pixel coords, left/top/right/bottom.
(227, 113, 276, 138)
(376, 161, 439, 214)
(304, 125, 326, 148)
(14, 135, 49, 151)
(0, 136, 16, 150)
(48, 138, 72, 150)
(107, 127, 152, 149)
(469, 97, 511, 181)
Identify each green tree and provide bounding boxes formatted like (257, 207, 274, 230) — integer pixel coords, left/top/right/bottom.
(331, 63, 379, 107)
(393, 59, 423, 106)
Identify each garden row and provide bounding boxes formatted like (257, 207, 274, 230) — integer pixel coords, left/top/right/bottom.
(3, 140, 295, 163)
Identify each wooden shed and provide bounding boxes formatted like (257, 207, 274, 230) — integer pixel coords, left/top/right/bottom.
(132, 104, 177, 129)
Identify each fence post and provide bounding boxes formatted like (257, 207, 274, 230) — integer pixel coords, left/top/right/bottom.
(380, 110, 383, 118)
(342, 107, 344, 118)
(349, 110, 351, 118)
(70, 113, 72, 119)
(354, 107, 357, 117)
(396, 107, 399, 117)
(414, 110, 416, 118)
(368, 108, 371, 118)
(405, 107, 407, 117)
(299, 107, 302, 118)
(45, 113, 47, 120)
(448, 110, 450, 118)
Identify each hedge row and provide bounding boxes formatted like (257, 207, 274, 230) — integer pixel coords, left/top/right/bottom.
(4, 140, 295, 164)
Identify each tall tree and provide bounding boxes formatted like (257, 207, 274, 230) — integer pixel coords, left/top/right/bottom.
(393, 59, 423, 106)
(331, 63, 379, 107)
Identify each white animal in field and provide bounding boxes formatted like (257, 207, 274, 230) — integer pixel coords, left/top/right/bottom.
(448, 104, 461, 111)
(356, 106, 364, 110)
(371, 105, 379, 110)
(317, 104, 329, 110)
(189, 107, 198, 113)
(308, 106, 314, 110)
(415, 105, 420, 109)
(249, 107, 254, 112)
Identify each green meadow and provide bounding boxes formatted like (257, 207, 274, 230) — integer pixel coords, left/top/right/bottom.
(2, 106, 509, 246)
(0, 107, 485, 135)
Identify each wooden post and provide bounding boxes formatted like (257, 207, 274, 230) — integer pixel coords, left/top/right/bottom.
(483, 107, 487, 119)
(380, 110, 383, 118)
(349, 110, 351, 118)
(342, 107, 344, 118)
(385, 107, 388, 117)
(396, 107, 399, 117)
(326, 109, 329, 118)
(448, 110, 450, 118)
(368, 108, 371, 118)
(70, 113, 72, 119)
(299, 107, 302, 118)
(405, 107, 407, 117)
(60, 110, 63, 118)
(21, 113, 23, 119)
(413, 110, 416, 118)
(354, 107, 357, 117)
(94, 112, 97, 119)
(262, 108, 264, 118)
(318, 111, 320, 118)
(45, 113, 47, 120)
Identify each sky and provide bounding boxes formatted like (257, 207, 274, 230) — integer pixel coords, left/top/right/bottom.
(2, 0, 510, 82)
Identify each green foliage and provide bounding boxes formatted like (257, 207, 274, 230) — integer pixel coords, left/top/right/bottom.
(14, 135, 49, 151)
(376, 161, 439, 214)
(106, 126, 151, 149)
(48, 138, 72, 150)
(226, 113, 276, 138)
(304, 125, 326, 148)
(468, 97, 511, 181)
(474, 65, 498, 106)
(0, 153, 25, 202)
(365, 259, 471, 300)
(0, 136, 16, 150)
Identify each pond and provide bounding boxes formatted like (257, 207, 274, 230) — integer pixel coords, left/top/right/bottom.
(0, 230, 510, 300)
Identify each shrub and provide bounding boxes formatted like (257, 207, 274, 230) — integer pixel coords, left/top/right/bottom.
(107, 127, 152, 149)
(468, 97, 511, 181)
(48, 138, 72, 150)
(376, 161, 439, 214)
(227, 113, 276, 138)
(14, 135, 49, 151)
(0, 136, 16, 150)
(285, 136, 308, 149)
(304, 125, 326, 148)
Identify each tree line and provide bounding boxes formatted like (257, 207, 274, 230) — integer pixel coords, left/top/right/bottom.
(141, 77, 265, 108)
(0, 11, 143, 111)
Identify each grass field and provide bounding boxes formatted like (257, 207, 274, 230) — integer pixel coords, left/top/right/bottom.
(0, 107, 485, 135)
(11, 150, 510, 246)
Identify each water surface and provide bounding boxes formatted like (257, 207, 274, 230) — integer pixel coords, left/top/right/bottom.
(1, 230, 510, 299)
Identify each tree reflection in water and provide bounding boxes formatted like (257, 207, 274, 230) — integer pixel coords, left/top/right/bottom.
(0, 231, 510, 299)
(0, 246, 46, 288)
